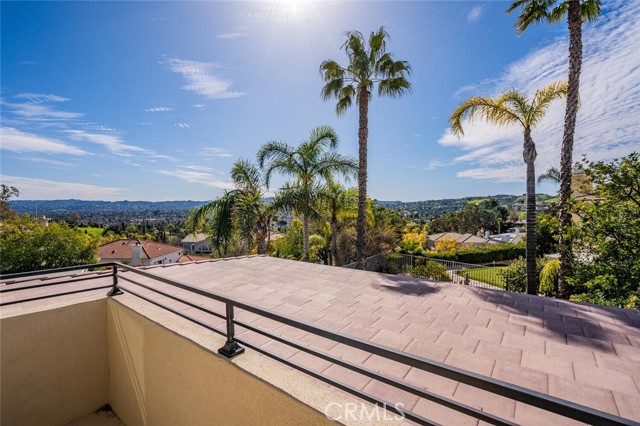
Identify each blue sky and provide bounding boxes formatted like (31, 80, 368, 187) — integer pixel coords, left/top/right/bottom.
(1, 1, 638, 201)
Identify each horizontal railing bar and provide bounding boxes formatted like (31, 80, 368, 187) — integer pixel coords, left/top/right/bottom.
(0, 263, 113, 281)
(0, 274, 108, 293)
(235, 338, 441, 426)
(117, 263, 636, 426)
(0, 284, 112, 306)
(234, 319, 517, 426)
(117, 275, 226, 321)
(118, 286, 226, 339)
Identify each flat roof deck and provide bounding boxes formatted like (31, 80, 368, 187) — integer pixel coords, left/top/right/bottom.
(2, 256, 639, 425)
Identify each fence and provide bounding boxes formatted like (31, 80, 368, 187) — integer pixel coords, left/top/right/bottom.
(0, 263, 635, 426)
(348, 252, 515, 291)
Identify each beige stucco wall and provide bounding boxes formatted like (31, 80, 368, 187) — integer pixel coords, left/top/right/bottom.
(0, 299, 110, 426)
(107, 298, 337, 426)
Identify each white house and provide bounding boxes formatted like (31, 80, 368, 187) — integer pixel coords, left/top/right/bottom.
(181, 233, 211, 254)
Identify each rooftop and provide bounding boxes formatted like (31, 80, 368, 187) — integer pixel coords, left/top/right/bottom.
(97, 239, 182, 260)
(2, 256, 639, 425)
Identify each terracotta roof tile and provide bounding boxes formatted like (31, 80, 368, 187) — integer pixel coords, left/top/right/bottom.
(98, 239, 181, 260)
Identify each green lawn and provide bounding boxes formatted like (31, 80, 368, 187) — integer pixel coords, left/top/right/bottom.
(458, 266, 506, 288)
(76, 227, 104, 237)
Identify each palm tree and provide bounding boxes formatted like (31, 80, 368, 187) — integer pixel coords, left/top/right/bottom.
(538, 166, 561, 185)
(258, 125, 357, 262)
(450, 82, 568, 294)
(318, 181, 357, 266)
(192, 159, 274, 255)
(320, 27, 411, 269)
(507, 0, 601, 298)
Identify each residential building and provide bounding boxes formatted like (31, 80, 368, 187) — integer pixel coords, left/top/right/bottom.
(181, 233, 211, 254)
(427, 232, 495, 250)
(98, 239, 182, 266)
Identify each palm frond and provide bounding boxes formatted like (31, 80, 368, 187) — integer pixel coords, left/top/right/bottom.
(307, 125, 340, 151)
(231, 159, 261, 192)
(314, 152, 358, 182)
(321, 78, 345, 102)
(538, 166, 561, 184)
(378, 77, 412, 98)
(507, 0, 554, 35)
(449, 95, 523, 136)
(194, 191, 239, 252)
(336, 85, 355, 116)
(530, 81, 568, 126)
(257, 140, 291, 169)
(368, 26, 388, 64)
(582, 0, 602, 22)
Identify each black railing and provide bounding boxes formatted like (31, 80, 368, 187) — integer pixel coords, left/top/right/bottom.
(1, 262, 637, 426)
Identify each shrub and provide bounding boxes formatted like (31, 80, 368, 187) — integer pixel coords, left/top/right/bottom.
(404, 242, 525, 264)
(498, 257, 547, 293)
(539, 259, 559, 296)
(407, 261, 451, 282)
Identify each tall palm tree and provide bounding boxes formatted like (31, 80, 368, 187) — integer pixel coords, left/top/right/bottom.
(258, 125, 357, 261)
(192, 159, 274, 255)
(450, 82, 568, 294)
(507, 0, 601, 298)
(538, 166, 561, 185)
(318, 181, 357, 266)
(320, 27, 411, 269)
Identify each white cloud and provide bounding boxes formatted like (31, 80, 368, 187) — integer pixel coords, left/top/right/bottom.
(64, 129, 149, 156)
(0, 127, 88, 156)
(422, 158, 447, 171)
(467, 5, 484, 23)
(158, 169, 235, 190)
(22, 157, 76, 168)
(175, 122, 192, 128)
(194, 104, 205, 108)
(145, 106, 173, 112)
(200, 146, 232, 158)
(439, 0, 640, 182)
(6, 101, 83, 120)
(0, 175, 127, 200)
(215, 32, 247, 39)
(164, 58, 244, 99)
(14, 93, 70, 103)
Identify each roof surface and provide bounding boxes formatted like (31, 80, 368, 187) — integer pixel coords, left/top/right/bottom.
(181, 233, 207, 243)
(2, 256, 639, 425)
(98, 239, 181, 260)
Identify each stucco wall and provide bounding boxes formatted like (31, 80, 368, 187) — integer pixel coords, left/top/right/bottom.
(107, 299, 337, 426)
(0, 299, 110, 426)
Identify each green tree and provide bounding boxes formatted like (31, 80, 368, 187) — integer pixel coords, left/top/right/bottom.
(318, 181, 357, 266)
(258, 125, 357, 261)
(569, 153, 640, 308)
(507, 0, 602, 299)
(450, 82, 568, 294)
(0, 216, 98, 274)
(192, 159, 275, 255)
(0, 184, 20, 220)
(320, 27, 411, 269)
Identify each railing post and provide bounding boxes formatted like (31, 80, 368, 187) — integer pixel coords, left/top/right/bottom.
(107, 264, 123, 296)
(218, 303, 245, 358)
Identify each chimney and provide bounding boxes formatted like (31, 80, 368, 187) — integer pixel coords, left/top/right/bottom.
(131, 241, 142, 266)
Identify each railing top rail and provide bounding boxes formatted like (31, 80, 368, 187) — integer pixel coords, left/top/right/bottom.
(2, 262, 637, 426)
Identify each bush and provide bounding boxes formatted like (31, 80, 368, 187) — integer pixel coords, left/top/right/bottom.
(402, 242, 525, 264)
(407, 261, 451, 282)
(498, 257, 547, 293)
(539, 259, 559, 296)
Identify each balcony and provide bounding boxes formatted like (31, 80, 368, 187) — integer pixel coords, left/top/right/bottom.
(1, 256, 639, 426)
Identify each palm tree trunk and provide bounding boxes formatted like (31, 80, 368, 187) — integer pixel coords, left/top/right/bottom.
(558, 0, 583, 299)
(355, 87, 369, 269)
(303, 214, 310, 262)
(331, 214, 338, 266)
(523, 129, 538, 295)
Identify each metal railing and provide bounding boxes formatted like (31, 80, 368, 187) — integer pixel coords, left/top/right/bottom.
(347, 252, 514, 291)
(1, 263, 636, 426)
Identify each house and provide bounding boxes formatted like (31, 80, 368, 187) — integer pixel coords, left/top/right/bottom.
(427, 232, 494, 250)
(178, 253, 210, 263)
(181, 233, 211, 254)
(98, 239, 182, 266)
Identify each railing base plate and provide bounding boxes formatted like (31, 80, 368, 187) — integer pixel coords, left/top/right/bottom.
(218, 341, 245, 358)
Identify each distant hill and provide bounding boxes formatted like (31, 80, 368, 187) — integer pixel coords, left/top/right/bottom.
(11, 200, 208, 217)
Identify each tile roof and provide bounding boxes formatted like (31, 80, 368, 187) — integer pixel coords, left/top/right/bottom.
(181, 233, 207, 243)
(178, 254, 211, 263)
(98, 239, 181, 260)
(3, 256, 639, 425)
